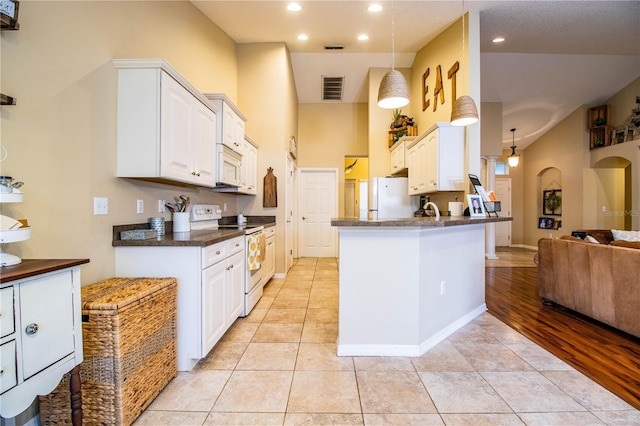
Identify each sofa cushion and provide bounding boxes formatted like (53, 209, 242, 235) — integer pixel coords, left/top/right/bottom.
(611, 229, 640, 242)
(584, 235, 600, 244)
(610, 240, 640, 249)
(586, 230, 614, 244)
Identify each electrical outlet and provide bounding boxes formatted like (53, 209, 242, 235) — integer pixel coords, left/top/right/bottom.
(94, 197, 108, 215)
(440, 281, 446, 295)
(158, 199, 165, 213)
(137, 199, 144, 214)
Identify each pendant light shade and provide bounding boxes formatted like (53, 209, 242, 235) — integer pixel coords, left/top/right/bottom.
(450, 95, 478, 126)
(377, 70, 409, 109)
(450, 6, 478, 126)
(377, 0, 408, 109)
(507, 128, 520, 167)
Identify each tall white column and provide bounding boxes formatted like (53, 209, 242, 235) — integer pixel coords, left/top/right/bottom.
(484, 155, 499, 260)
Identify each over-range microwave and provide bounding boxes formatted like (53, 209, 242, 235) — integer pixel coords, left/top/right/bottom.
(216, 144, 242, 187)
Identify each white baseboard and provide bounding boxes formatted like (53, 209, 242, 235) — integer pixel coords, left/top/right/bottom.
(337, 304, 487, 357)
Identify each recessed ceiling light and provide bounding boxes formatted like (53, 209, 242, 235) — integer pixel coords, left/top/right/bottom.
(287, 3, 301, 12)
(297, 34, 308, 41)
(358, 34, 369, 41)
(367, 4, 383, 12)
(492, 37, 505, 43)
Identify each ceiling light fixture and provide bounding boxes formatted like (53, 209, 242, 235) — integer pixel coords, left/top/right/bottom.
(287, 3, 301, 12)
(297, 34, 308, 41)
(367, 4, 383, 12)
(358, 34, 369, 41)
(508, 128, 520, 167)
(450, 5, 479, 126)
(492, 37, 505, 43)
(377, 0, 409, 109)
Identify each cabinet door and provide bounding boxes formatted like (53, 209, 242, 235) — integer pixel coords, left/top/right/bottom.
(192, 101, 217, 187)
(226, 251, 245, 323)
(242, 141, 258, 195)
(201, 261, 226, 356)
(161, 73, 194, 184)
(20, 271, 74, 379)
(408, 139, 428, 195)
(265, 236, 275, 283)
(390, 141, 405, 174)
(423, 132, 439, 193)
(221, 105, 242, 151)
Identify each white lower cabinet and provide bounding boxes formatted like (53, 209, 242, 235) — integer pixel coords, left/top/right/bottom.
(115, 236, 245, 371)
(201, 250, 244, 356)
(262, 226, 276, 286)
(0, 263, 84, 419)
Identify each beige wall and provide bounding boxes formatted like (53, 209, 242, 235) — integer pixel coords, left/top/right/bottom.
(236, 42, 299, 273)
(298, 103, 368, 216)
(520, 77, 640, 247)
(1, 2, 248, 284)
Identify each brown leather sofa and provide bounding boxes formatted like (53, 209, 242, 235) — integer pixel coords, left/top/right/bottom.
(537, 233, 640, 339)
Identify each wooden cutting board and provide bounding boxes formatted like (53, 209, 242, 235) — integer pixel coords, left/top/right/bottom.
(263, 167, 277, 208)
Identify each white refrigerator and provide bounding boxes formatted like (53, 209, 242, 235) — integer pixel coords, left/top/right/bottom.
(368, 177, 419, 220)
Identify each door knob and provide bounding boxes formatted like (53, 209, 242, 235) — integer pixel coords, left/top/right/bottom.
(25, 323, 39, 335)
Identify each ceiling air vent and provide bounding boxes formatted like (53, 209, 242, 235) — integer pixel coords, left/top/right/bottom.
(324, 45, 344, 50)
(322, 76, 344, 101)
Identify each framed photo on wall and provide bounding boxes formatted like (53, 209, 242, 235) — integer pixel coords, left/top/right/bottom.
(467, 194, 485, 217)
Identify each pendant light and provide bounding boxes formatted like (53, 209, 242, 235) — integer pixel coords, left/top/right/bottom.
(450, 7, 478, 126)
(508, 128, 520, 167)
(377, 0, 409, 109)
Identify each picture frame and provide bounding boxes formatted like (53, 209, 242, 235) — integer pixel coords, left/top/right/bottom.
(553, 220, 562, 230)
(467, 194, 485, 217)
(543, 189, 562, 216)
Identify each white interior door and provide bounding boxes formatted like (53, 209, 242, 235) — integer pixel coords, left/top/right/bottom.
(298, 168, 338, 258)
(495, 178, 512, 246)
(286, 155, 297, 272)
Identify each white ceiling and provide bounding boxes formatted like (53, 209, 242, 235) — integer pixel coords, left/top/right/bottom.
(192, 1, 640, 149)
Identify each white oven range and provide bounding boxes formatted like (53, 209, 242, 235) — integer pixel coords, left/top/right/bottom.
(190, 204, 264, 316)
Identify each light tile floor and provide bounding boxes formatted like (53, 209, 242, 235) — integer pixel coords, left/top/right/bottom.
(135, 258, 640, 425)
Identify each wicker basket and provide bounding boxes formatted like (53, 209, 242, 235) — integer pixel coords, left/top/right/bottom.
(39, 277, 177, 426)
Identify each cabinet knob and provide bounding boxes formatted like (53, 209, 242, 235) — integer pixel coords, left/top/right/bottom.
(216, 250, 221, 255)
(25, 323, 39, 335)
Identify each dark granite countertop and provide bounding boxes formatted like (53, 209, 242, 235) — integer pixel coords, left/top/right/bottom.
(331, 216, 512, 228)
(113, 216, 276, 247)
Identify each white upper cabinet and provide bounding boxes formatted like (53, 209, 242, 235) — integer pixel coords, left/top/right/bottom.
(204, 93, 247, 154)
(114, 59, 218, 188)
(241, 136, 258, 195)
(407, 122, 465, 195)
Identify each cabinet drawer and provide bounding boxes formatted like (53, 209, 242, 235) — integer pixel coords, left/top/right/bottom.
(1, 286, 15, 339)
(203, 241, 228, 268)
(20, 272, 75, 379)
(227, 236, 244, 256)
(0, 340, 17, 393)
(263, 226, 276, 238)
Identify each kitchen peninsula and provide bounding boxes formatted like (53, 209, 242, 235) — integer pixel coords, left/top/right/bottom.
(331, 216, 511, 357)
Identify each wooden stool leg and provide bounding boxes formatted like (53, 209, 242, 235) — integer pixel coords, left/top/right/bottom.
(69, 365, 83, 426)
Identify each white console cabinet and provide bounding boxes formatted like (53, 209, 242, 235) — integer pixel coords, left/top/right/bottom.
(0, 260, 88, 420)
(407, 122, 465, 195)
(114, 59, 218, 188)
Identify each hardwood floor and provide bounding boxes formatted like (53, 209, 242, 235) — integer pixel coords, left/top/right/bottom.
(485, 266, 640, 410)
